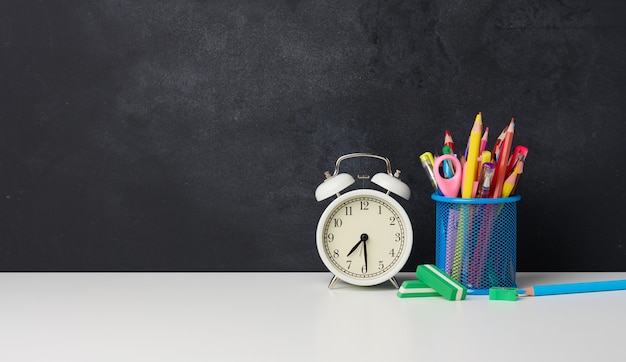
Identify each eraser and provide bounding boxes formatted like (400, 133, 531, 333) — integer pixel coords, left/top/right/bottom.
(489, 287, 518, 301)
(416, 264, 467, 301)
(397, 280, 440, 298)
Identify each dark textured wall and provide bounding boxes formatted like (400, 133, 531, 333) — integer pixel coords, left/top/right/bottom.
(1, 0, 625, 271)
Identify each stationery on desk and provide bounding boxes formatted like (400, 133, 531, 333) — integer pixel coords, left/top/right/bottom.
(520, 279, 626, 297)
(409, 114, 626, 302)
(419, 112, 528, 199)
(419, 112, 528, 289)
(400, 265, 626, 301)
(461, 113, 482, 198)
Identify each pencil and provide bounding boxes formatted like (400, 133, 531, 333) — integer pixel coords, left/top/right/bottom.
(444, 130, 455, 154)
(522, 279, 626, 296)
(491, 118, 515, 198)
(501, 161, 523, 197)
(491, 125, 507, 161)
(479, 127, 489, 155)
(461, 113, 482, 198)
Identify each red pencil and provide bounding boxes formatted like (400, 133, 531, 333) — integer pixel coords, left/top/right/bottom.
(444, 130, 455, 154)
(491, 125, 507, 162)
(491, 118, 515, 198)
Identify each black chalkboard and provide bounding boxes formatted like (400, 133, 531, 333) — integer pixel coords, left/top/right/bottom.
(1, 0, 625, 271)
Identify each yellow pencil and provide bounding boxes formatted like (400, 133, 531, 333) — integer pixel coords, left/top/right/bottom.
(462, 113, 482, 198)
(502, 161, 523, 197)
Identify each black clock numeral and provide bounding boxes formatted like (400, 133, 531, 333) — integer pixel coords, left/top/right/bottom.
(389, 248, 395, 257)
(360, 201, 369, 210)
(346, 260, 352, 269)
(378, 261, 384, 270)
(345, 207, 353, 216)
(389, 216, 396, 226)
(334, 218, 342, 227)
(361, 265, 367, 274)
(333, 249, 340, 258)
(326, 233, 334, 242)
(394, 233, 401, 242)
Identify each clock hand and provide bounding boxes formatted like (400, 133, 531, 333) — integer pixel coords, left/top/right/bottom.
(346, 240, 361, 257)
(362, 237, 368, 273)
(346, 233, 369, 257)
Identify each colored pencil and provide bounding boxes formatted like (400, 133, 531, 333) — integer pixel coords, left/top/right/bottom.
(522, 279, 626, 296)
(479, 127, 489, 155)
(501, 161, 523, 197)
(491, 125, 507, 161)
(451, 204, 469, 280)
(461, 113, 482, 198)
(444, 130, 455, 154)
(491, 118, 515, 198)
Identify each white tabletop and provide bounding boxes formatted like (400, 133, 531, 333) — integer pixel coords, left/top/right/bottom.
(1, 272, 625, 362)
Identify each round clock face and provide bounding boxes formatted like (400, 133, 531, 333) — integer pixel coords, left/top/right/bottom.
(316, 189, 413, 286)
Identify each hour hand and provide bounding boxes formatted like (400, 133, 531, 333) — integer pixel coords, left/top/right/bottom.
(346, 241, 361, 257)
(346, 233, 369, 257)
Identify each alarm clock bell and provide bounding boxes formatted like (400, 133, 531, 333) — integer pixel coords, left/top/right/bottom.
(371, 172, 411, 200)
(315, 172, 355, 202)
(315, 153, 411, 201)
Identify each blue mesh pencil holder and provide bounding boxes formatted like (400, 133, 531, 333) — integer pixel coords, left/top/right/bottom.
(432, 193, 521, 295)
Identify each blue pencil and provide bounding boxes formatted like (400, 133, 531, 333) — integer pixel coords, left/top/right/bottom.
(522, 279, 626, 296)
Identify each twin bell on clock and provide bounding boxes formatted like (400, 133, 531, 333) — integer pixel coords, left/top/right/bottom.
(315, 153, 414, 289)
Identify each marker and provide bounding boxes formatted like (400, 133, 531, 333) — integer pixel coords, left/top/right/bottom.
(521, 279, 626, 297)
(419, 152, 438, 192)
(476, 162, 495, 198)
(480, 150, 492, 166)
(461, 113, 482, 198)
(506, 145, 528, 176)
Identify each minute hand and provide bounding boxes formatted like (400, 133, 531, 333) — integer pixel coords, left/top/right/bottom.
(362, 239, 368, 272)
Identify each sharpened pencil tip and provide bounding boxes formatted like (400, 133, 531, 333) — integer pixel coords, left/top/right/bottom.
(521, 287, 534, 296)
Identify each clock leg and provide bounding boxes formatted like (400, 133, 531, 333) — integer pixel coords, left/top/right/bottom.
(328, 275, 340, 289)
(389, 277, 399, 289)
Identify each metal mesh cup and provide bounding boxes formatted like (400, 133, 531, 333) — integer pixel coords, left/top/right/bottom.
(432, 194, 521, 295)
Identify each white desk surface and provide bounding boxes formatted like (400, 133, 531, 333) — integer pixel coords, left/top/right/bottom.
(1, 272, 625, 362)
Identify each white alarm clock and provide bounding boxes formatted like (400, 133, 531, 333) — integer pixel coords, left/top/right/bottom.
(315, 153, 413, 288)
